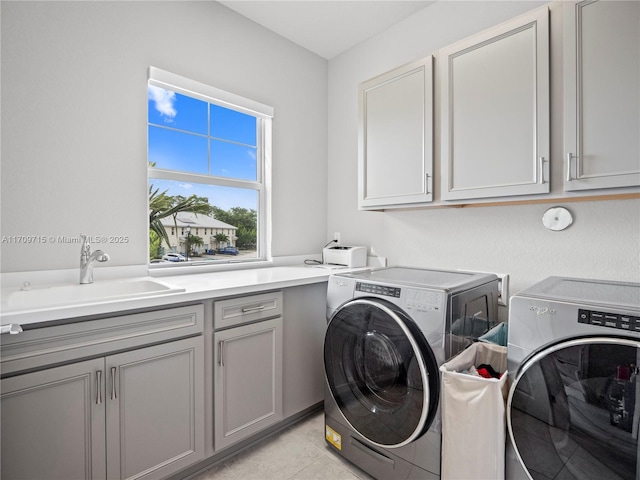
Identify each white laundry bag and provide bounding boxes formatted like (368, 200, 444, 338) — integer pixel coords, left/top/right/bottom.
(439, 342, 508, 480)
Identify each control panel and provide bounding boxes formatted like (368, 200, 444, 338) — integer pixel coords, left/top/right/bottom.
(579, 309, 640, 332)
(404, 288, 444, 313)
(356, 282, 400, 298)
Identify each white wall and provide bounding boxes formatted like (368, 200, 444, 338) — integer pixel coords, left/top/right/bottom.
(327, 0, 640, 311)
(3, 0, 639, 300)
(0, 1, 328, 273)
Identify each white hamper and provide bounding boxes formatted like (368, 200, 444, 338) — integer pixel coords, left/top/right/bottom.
(439, 342, 508, 479)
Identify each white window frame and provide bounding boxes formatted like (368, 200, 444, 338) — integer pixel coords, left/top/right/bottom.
(147, 67, 274, 271)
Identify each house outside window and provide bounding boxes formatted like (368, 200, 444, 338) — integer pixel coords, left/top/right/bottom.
(147, 67, 273, 266)
(161, 212, 237, 255)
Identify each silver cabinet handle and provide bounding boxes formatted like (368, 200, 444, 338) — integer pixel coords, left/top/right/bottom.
(425, 173, 430, 195)
(110, 367, 117, 400)
(96, 370, 103, 405)
(566, 153, 579, 181)
(241, 305, 265, 314)
(218, 340, 224, 367)
(538, 156, 548, 184)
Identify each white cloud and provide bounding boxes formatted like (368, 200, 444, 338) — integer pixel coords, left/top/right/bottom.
(179, 183, 193, 190)
(148, 85, 177, 122)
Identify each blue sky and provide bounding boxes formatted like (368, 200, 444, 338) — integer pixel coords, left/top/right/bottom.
(148, 86, 258, 211)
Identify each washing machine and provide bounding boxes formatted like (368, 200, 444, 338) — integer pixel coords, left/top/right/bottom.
(506, 276, 640, 480)
(324, 266, 499, 479)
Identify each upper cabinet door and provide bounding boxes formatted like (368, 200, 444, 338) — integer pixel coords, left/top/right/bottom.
(358, 56, 433, 210)
(440, 7, 550, 201)
(564, 0, 640, 191)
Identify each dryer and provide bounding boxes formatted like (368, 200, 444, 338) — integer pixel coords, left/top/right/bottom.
(507, 276, 640, 480)
(324, 267, 499, 479)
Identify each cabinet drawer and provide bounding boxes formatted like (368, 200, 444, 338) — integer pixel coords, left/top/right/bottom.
(214, 291, 283, 330)
(1, 304, 204, 376)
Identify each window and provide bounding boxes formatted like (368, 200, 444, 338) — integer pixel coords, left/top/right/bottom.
(148, 67, 273, 267)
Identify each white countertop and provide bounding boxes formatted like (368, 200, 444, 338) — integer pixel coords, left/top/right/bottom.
(1, 265, 358, 328)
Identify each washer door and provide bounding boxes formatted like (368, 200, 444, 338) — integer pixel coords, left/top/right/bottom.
(324, 298, 439, 448)
(508, 337, 640, 480)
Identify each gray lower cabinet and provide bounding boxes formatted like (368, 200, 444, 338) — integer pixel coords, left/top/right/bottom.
(213, 293, 283, 451)
(106, 337, 205, 479)
(1, 336, 205, 480)
(282, 284, 327, 418)
(1, 358, 106, 480)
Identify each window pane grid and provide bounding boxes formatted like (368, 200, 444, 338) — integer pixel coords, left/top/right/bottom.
(148, 123, 209, 138)
(148, 119, 258, 180)
(210, 137, 256, 149)
(148, 72, 270, 267)
(148, 167, 263, 191)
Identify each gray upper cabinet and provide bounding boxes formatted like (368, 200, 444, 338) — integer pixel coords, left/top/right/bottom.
(358, 56, 433, 210)
(440, 7, 550, 201)
(563, 0, 640, 191)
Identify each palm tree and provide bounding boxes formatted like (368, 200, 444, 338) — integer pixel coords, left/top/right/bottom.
(149, 185, 210, 250)
(187, 235, 204, 255)
(214, 232, 229, 249)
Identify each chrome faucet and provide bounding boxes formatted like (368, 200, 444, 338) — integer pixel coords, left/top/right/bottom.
(0, 324, 23, 335)
(80, 234, 109, 284)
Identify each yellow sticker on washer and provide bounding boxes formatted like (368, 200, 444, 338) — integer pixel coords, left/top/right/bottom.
(325, 425, 342, 450)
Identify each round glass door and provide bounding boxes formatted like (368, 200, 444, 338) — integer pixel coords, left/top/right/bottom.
(508, 337, 640, 480)
(324, 298, 439, 448)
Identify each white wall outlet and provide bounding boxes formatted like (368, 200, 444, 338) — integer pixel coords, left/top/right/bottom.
(333, 232, 341, 244)
(497, 274, 509, 306)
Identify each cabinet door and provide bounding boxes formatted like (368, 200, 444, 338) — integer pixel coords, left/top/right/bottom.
(105, 336, 205, 480)
(440, 7, 550, 201)
(214, 317, 283, 450)
(564, 0, 640, 191)
(358, 56, 433, 209)
(1, 358, 106, 480)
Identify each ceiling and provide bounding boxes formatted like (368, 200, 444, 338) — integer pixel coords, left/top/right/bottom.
(218, 0, 435, 60)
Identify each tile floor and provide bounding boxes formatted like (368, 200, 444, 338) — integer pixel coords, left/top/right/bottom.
(191, 409, 374, 480)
